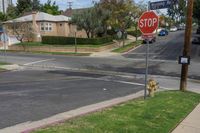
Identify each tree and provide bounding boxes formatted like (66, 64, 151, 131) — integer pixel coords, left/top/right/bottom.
(193, 0, 200, 25)
(0, 12, 7, 22)
(6, 5, 18, 19)
(41, 0, 61, 15)
(92, 2, 111, 37)
(16, 0, 41, 16)
(16, 0, 32, 15)
(71, 8, 102, 38)
(177, 0, 187, 23)
(99, 0, 139, 45)
(167, 0, 186, 25)
(32, 0, 41, 11)
(12, 22, 33, 43)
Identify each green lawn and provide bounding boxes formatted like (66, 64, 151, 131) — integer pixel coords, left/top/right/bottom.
(112, 40, 142, 53)
(33, 91, 200, 133)
(16, 42, 113, 48)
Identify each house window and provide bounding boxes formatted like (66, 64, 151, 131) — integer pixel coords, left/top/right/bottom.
(40, 22, 52, 31)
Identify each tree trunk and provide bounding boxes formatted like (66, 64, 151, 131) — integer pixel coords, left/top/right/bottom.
(86, 31, 90, 38)
(91, 31, 94, 38)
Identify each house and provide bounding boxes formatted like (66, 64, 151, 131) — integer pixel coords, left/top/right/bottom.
(3, 11, 87, 42)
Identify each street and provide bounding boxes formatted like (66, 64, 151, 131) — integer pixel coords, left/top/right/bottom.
(0, 30, 200, 129)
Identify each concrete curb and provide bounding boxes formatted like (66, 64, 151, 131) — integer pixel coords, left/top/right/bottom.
(122, 44, 142, 55)
(0, 64, 23, 71)
(0, 91, 144, 133)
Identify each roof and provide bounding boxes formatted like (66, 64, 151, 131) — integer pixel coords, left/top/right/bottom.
(4, 12, 71, 23)
(62, 8, 89, 17)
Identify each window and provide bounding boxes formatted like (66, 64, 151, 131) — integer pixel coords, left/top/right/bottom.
(40, 22, 52, 31)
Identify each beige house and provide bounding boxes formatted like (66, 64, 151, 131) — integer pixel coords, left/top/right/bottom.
(3, 12, 87, 42)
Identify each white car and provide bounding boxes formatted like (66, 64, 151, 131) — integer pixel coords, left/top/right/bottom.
(170, 26, 178, 32)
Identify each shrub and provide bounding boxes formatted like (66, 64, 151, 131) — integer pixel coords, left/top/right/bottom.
(127, 30, 142, 37)
(42, 36, 113, 45)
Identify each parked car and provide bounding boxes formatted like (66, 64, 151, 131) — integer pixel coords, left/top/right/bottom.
(177, 26, 185, 30)
(143, 36, 156, 44)
(196, 27, 200, 34)
(192, 37, 200, 44)
(158, 29, 168, 36)
(170, 26, 178, 32)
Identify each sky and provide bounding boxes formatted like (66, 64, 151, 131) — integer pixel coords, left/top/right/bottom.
(12, 0, 147, 10)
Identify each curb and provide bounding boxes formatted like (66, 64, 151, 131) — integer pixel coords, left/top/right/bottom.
(0, 91, 144, 133)
(122, 44, 142, 55)
(0, 64, 23, 71)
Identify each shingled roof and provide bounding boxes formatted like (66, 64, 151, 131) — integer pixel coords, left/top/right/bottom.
(4, 12, 71, 23)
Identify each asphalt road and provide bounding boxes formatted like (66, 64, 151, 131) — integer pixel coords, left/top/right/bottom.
(0, 70, 143, 129)
(1, 30, 200, 78)
(0, 30, 200, 129)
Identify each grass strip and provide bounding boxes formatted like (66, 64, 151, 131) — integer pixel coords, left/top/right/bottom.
(33, 91, 200, 133)
(0, 50, 91, 56)
(0, 62, 9, 65)
(29, 51, 91, 56)
(0, 62, 9, 71)
(112, 40, 142, 53)
(16, 42, 113, 48)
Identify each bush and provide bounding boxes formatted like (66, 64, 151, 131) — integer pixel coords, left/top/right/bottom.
(127, 30, 142, 37)
(42, 36, 113, 45)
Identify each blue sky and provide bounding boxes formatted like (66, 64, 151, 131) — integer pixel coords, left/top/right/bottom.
(13, 0, 147, 10)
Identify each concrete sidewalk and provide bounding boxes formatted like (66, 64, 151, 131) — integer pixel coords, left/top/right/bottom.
(170, 79, 200, 133)
(90, 36, 137, 57)
(172, 103, 200, 133)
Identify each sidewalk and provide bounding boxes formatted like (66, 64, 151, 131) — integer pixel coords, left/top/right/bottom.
(172, 103, 200, 133)
(171, 80, 200, 133)
(90, 35, 136, 57)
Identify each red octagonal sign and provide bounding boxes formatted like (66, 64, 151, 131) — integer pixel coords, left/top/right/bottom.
(138, 11, 159, 35)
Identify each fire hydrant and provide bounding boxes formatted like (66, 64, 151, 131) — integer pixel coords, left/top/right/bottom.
(147, 79, 159, 97)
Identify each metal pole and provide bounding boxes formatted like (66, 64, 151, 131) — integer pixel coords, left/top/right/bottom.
(144, 38, 149, 99)
(75, 32, 77, 53)
(3, 28, 7, 63)
(144, 1, 150, 99)
(180, 0, 194, 91)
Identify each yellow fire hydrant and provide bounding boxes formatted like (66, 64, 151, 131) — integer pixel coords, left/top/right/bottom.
(147, 79, 159, 97)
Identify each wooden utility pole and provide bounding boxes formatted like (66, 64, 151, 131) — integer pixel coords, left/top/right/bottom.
(180, 0, 194, 91)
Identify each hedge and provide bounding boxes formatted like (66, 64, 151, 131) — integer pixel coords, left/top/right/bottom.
(42, 36, 113, 45)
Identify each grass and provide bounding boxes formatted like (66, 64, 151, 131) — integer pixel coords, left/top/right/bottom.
(112, 40, 142, 53)
(0, 62, 9, 71)
(30, 51, 91, 56)
(0, 62, 9, 65)
(16, 42, 113, 48)
(33, 91, 200, 133)
(1, 50, 91, 56)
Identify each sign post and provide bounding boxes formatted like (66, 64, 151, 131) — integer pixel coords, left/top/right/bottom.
(138, 11, 159, 99)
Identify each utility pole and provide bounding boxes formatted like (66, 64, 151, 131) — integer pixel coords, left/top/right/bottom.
(67, 1, 73, 9)
(2, 0, 5, 13)
(180, 0, 194, 91)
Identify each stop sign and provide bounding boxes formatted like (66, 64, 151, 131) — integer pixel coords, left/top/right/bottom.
(138, 11, 159, 35)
